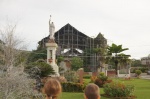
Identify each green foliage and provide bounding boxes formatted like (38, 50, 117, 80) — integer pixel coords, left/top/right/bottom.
(98, 75, 108, 82)
(61, 82, 85, 92)
(107, 43, 130, 71)
(139, 67, 148, 73)
(36, 62, 55, 77)
(83, 75, 91, 79)
(135, 70, 142, 77)
(99, 72, 105, 76)
(64, 70, 79, 83)
(131, 59, 142, 67)
(26, 49, 47, 64)
(71, 57, 83, 71)
(25, 59, 55, 77)
(98, 72, 108, 81)
(60, 79, 150, 99)
(107, 43, 129, 54)
(94, 73, 112, 87)
(57, 56, 64, 65)
(103, 81, 134, 97)
(131, 67, 148, 73)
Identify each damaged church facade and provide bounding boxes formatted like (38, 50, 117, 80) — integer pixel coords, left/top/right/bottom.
(38, 23, 107, 72)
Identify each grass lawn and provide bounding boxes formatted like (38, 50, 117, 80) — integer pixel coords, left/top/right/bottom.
(60, 78, 150, 99)
(118, 78, 150, 99)
(60, 91, 109, 99)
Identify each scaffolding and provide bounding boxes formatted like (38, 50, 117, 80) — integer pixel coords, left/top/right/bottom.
(38, 23, 107, 72)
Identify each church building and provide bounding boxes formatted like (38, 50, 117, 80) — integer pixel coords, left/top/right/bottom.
(38, 23, 107, 72)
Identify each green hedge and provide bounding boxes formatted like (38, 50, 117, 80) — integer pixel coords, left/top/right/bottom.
(83, 75, 91, 79)
(61, 82, 85, 92)
(131, 67, 148, 73)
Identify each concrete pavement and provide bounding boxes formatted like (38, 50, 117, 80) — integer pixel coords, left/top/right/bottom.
(141, 75, 150, 80)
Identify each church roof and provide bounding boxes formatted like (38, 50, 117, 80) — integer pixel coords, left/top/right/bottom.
(54, 23, 90, 38)
(95, 32, 106, 40)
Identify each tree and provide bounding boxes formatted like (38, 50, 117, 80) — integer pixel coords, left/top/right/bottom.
(107, 43, 129, 73)
(0, 23, 27, 71)
(117, 53, 131, 70)
(0, 21, 44, 99)
(25, 59, 55, 77)
(0, 67, 44, 99)
(26, 48, 47, 64)
(25, 59, 55, 92)
(131, 59, 142, 67)
(57, 56, 64, 65)
(135, 70, 142, 78)
(71, 57, 83, 71)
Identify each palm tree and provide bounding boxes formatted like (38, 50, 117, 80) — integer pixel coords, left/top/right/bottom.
(117, 53, 131, 70)
(107, 43, 129, 74)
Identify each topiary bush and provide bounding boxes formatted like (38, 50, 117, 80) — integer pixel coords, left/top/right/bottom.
(135, 70, 142, 78)
(94, 72, 112, 87)
(103, 81, 135, 98)
(94, 74, 112, 87)
(99, 72, 105, 76)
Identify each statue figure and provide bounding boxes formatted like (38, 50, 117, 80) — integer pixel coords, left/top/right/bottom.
(49, 15, 55, 39)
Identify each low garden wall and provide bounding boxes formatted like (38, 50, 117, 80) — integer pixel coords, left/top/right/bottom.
(106, 71, 116, 77)
(130, 73, 147, 77)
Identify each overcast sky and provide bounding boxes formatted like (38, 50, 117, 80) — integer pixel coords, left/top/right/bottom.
(0, 0, 150, 59)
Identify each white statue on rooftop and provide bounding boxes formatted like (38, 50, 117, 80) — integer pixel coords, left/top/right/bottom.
(49, 15, 55, 39)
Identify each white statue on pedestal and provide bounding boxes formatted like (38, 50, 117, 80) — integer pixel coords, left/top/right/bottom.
(46, 15, 59, 76)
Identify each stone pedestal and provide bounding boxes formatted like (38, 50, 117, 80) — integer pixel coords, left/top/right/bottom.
(46, 40, 59, 77)
(77, 68, 84, 84)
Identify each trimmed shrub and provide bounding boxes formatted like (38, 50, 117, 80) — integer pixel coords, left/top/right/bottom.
(135, 70, 142, 78)
(98, 75, 108, 81)
(99, 72, 105, 76)
(25, 60, 55, 77)
(103, 81, 134, 97)
(94, 74, 112, 87)
(61, 82, 85, 92)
